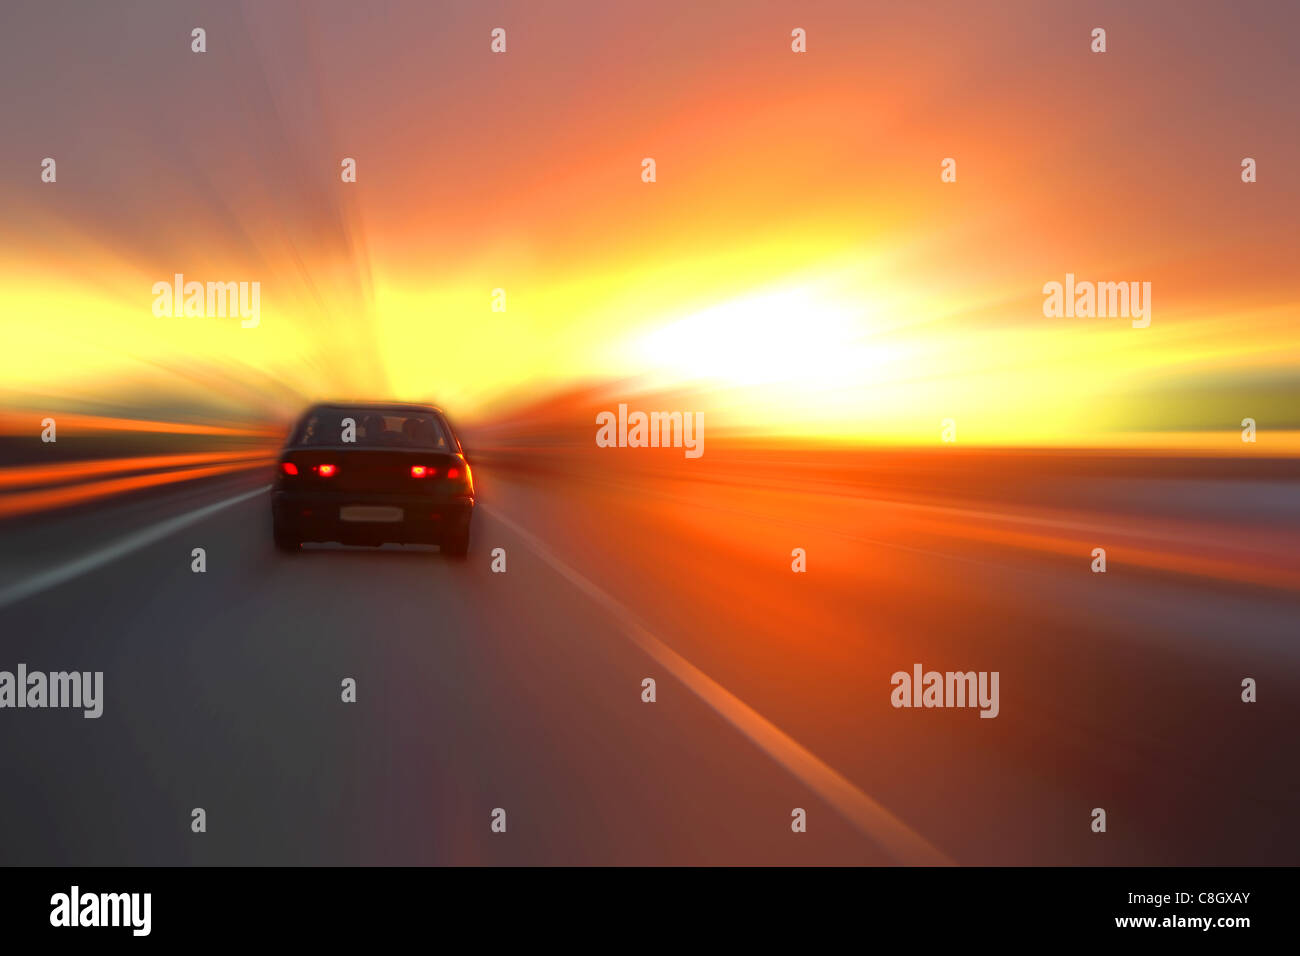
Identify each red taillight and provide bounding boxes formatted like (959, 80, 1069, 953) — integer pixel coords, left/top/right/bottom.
(446, 467, 460, 479)
(281, 462, 298, 476)
(316, 464, 337, 477)
(410, 465, 431, 478)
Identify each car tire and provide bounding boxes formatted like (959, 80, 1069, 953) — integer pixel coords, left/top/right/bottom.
(273, 524, 300, 553)
(442, 520, 470, 559)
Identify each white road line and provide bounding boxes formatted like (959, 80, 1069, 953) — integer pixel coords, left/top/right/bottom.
(481, 503, 954, 866)
(0, 485, 270, 610)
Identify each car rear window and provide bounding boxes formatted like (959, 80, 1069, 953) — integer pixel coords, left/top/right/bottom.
(292, 409, 451, 449)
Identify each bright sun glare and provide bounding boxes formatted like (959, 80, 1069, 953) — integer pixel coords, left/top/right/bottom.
(628, 286, 891, 390)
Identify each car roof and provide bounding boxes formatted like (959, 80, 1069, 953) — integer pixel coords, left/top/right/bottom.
(305, 401, 446, 416)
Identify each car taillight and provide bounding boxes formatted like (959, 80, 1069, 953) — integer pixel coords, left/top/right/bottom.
(281, 462, 298, 476)
(448, 461, 473, 493)
(410, 465, 431, 478)
(315, 464, 337, 477)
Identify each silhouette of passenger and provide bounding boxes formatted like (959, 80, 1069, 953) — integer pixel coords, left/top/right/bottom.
(362, 414, 389, 444)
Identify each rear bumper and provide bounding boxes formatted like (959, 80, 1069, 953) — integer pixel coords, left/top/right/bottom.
(271, 489, 473, 544)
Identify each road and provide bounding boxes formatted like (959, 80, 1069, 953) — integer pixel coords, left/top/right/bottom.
(0, 449, 1297, 865)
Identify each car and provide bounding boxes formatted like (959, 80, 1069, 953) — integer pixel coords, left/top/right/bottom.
(271, 402, 475, 557)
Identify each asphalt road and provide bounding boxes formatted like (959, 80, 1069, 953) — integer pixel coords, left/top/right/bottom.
(1, 453, 1297, 865)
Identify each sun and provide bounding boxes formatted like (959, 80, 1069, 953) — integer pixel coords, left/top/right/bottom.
(626, 284, 890, 390)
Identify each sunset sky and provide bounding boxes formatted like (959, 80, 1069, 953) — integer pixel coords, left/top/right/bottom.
(1, 0, 1297, 447)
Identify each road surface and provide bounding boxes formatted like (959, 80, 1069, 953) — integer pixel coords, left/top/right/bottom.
(0, 450, 1296, 864)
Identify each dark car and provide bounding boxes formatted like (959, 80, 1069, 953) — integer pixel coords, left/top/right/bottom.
(271, 402, 474, 557)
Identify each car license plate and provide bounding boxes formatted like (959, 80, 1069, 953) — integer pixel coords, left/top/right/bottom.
(340, 505, 403, 523)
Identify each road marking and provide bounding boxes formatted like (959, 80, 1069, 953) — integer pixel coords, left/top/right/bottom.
(0, 485, 270, 610)
(482, 503, 954, 866)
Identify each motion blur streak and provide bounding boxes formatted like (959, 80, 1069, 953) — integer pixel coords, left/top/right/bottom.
(0, 411, 281, 438)
(891, 499, 1300, 592)
(486, 503, 953, 866)
(0, 450, 277, 490)
(0, 459, 274, 519)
